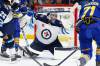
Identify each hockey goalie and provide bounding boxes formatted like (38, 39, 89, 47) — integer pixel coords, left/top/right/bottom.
(25, 12, 66, 57)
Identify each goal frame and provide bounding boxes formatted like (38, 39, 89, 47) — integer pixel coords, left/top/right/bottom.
(34, 4, 78, 48)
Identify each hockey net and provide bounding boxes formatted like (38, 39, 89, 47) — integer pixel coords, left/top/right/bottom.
(34, 3, 79, 48)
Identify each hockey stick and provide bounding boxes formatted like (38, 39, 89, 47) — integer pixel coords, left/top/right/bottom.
(43, 48, 78, 66)
(20, 25, 42, 66)
(21, 27, 29, 46)
(18, 46, 42, 66)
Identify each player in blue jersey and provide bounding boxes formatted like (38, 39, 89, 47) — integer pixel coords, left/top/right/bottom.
(76, 0, 100, 66)
(0, 0, 22, 61)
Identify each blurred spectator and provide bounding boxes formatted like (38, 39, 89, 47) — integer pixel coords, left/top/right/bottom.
(34, 0, 38, 4)
(45, 0, 51, 4)
(56, 0, 69, 4)
(51, 0, 56, 4)
(71, 0, 81, 4)
(34, 0, 82, 5)
(62, 0, 69, 4)
(56, 0, 62, 4)
(35, 0, 51, 4)
(34, 0, 44, 4)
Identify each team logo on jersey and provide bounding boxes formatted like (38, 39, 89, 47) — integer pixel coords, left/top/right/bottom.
(41, 29, 51, 39)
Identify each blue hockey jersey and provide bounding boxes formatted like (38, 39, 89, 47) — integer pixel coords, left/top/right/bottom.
(0, 4, 11, 26)
(0, 3, 20, 38)
(79, 1, 100, 21)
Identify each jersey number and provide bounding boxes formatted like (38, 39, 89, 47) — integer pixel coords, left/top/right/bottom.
(0, 11, 7, 26)
(82, 6, 96, 19)
(0, 11, 7, 20)
(82, 6, 96, 24)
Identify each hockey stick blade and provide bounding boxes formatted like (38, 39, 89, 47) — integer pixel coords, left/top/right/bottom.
(19, 46, 42, 66)
(44, 63, 58, 66)
(44, 49, 78, 66)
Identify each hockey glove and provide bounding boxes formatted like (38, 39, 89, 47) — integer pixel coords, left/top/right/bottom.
(11, 3, 20, 11)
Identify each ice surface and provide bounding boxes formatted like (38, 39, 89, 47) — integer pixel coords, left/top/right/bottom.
(0, 39, 97, 66)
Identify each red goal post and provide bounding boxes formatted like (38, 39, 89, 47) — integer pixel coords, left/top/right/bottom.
(34, 4, 79, 48)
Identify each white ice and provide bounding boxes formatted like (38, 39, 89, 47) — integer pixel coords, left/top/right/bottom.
(0, 39, 97, 66)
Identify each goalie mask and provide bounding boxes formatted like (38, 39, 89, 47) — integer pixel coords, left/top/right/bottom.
(47, 13, 57, 20)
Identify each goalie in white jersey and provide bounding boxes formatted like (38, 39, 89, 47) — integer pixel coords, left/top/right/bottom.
(25, 12, 64, 57)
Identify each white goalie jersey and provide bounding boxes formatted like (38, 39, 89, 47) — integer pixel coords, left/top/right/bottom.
(35, 20, 61, 44)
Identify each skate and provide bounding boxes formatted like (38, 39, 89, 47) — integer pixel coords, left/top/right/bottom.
(0, 51, 10, 58)
(11, 57, 17, 62)
(0, 53, 10, 61)
(96, 62, 100, 66)
(0, 52, 10, 61)
(15, 54, 21, 58)
(0, 47, 10, 58)
(9, 48, 21, 62)
(10, 54, 17, 62)
(78, 57, 86, 66)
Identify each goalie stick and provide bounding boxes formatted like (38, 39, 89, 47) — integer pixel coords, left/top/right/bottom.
(43, 48, 78, 66)
(18, 46, 42, 66)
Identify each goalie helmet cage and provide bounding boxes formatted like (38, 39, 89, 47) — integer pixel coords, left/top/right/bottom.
(34, 4, 78, 49)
